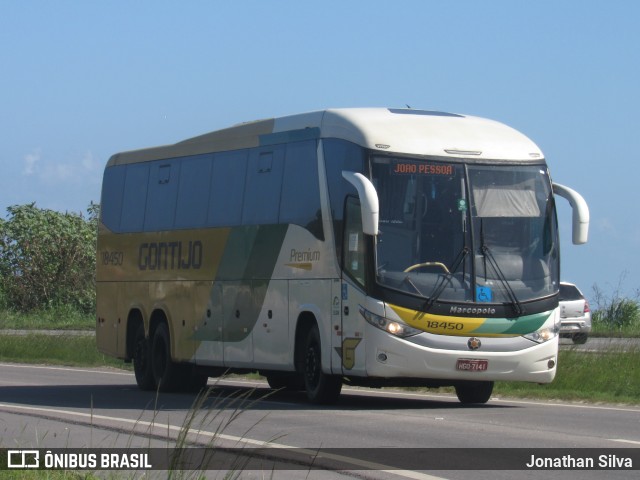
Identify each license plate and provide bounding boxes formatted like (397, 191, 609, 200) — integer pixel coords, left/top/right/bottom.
(456, 358, 488, 371)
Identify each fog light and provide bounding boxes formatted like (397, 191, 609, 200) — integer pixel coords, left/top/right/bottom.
(548, 358, 556, 369)
(377, 352, 388, 363)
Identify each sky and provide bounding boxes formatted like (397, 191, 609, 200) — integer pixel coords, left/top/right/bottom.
(1, 0, 639, 303)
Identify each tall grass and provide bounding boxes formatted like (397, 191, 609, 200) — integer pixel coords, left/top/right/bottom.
(495, 346, 640, 404)
(0, 334, 124, 368)
(591, 275, 640, 337)
(0, 305, 94, 330)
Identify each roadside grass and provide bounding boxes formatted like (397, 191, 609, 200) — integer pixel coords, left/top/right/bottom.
(591, 322, 640, 338)
(0, 334, 127, 369)
(0, 306, 94, 331)
(1, 333, 638, 406)
(494, 347, 640, 404)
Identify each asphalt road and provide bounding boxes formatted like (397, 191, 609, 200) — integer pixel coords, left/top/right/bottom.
(1, 363, 639, 480)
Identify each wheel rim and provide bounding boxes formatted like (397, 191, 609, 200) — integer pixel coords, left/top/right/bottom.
(305, 342, 320, 389)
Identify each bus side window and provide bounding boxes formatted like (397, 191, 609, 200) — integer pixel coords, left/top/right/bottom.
(343, 196, 365, 287)
(209, 150, 247, 227)
(175, 154, 213, 229)
(242, 146, 285, 225)
(120, 163, 149, 232)
(100, 165, 126, 231)
(145, 161, 179, 231)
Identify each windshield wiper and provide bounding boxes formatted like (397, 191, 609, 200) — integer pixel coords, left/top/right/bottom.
(424, 246, 470, 310)
(477, 218, 524, 316)
(479, 244, 524, 317)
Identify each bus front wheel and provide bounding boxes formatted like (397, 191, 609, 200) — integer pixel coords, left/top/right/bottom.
(302, 325, 342, 404)
(455, 381, 494, 404)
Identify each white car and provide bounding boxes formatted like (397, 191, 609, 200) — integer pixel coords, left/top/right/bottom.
(559, 282, 592, 344)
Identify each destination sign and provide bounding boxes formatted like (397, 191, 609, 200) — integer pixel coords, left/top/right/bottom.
(392, 162, 455, 176)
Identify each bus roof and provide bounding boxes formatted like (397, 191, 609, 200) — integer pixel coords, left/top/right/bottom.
(106, 108, 544, 166)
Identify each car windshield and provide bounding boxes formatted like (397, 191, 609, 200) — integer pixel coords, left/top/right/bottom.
(372, 157, 559, 306)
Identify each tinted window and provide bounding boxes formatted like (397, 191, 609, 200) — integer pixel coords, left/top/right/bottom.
(120, 163, 149, 232)
(323, 139, 365, 258)
(242, 146, 284, 225)
(103, 140, 323, 234)
(344, 196, 366, 286)
(209, 150, 248, 226)
(175, 154, 213, 229)
(100, 165, 126, 231)
(280, 140, 322, 239)
(145, 161, 179, 231)
(323, 139, 365, 222)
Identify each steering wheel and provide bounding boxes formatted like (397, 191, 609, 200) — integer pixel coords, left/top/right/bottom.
(403, 262, 450, 274)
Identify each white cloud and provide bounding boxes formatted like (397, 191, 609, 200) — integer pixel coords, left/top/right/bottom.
(21, 149, 102, 185)
(41, 163, 75, 182)
(23, 149, 41, 175)
(81, 150, 100, 171)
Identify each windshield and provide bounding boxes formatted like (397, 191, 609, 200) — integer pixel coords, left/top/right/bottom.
(372, 157, 559, 307)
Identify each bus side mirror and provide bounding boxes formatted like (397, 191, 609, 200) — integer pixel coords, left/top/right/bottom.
(342, 171, 379, 236)
(552, 183, 589, 245)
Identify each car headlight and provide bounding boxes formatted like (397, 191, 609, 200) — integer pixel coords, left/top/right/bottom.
(360, 306, 421, 338)
(523, 312, 560, 343)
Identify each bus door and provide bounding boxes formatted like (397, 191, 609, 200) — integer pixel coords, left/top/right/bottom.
(336, 197, 368, 376)
(195, 283, 224, 366)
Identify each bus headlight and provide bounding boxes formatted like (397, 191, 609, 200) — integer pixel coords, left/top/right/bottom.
(523, 313, 560, 343)
(360, 306, 421, 338)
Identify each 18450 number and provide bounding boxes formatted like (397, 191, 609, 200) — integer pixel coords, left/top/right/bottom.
(101, 251, 124, 266)
(424, 321, 464, 331)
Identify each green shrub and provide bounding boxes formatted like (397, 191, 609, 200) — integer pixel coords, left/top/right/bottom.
(0, 203, 98, 314)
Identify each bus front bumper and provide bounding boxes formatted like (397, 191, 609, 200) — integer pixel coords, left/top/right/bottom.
(363, 325, 558, 384)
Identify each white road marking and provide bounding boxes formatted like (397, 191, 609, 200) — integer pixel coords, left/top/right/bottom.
(0, 401, 446, 480)
(608, 438, 640, 445)
(0, 362, 134, 376)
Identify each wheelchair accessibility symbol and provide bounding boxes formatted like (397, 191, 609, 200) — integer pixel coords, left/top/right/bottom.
(476, 286, 493, 302)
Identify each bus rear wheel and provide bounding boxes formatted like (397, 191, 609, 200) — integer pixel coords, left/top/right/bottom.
(151, 323, 183, 392)
(302, 325, 342, 404)
(455, 381, 494, 404)
(266, 373, 304, 391)
(133, 323, 155, 391)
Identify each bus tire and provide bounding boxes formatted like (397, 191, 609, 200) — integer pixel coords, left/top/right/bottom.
(181, 367, 209, 393)
(455, 381, 494, 404)
(151, 323, 182, 392)
(266, 373, 304, 391)
(302, 325, 342, 404)
(133, 322, 155, 391)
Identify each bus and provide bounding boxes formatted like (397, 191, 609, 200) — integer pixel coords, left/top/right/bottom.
(96, 108, 589, 404)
